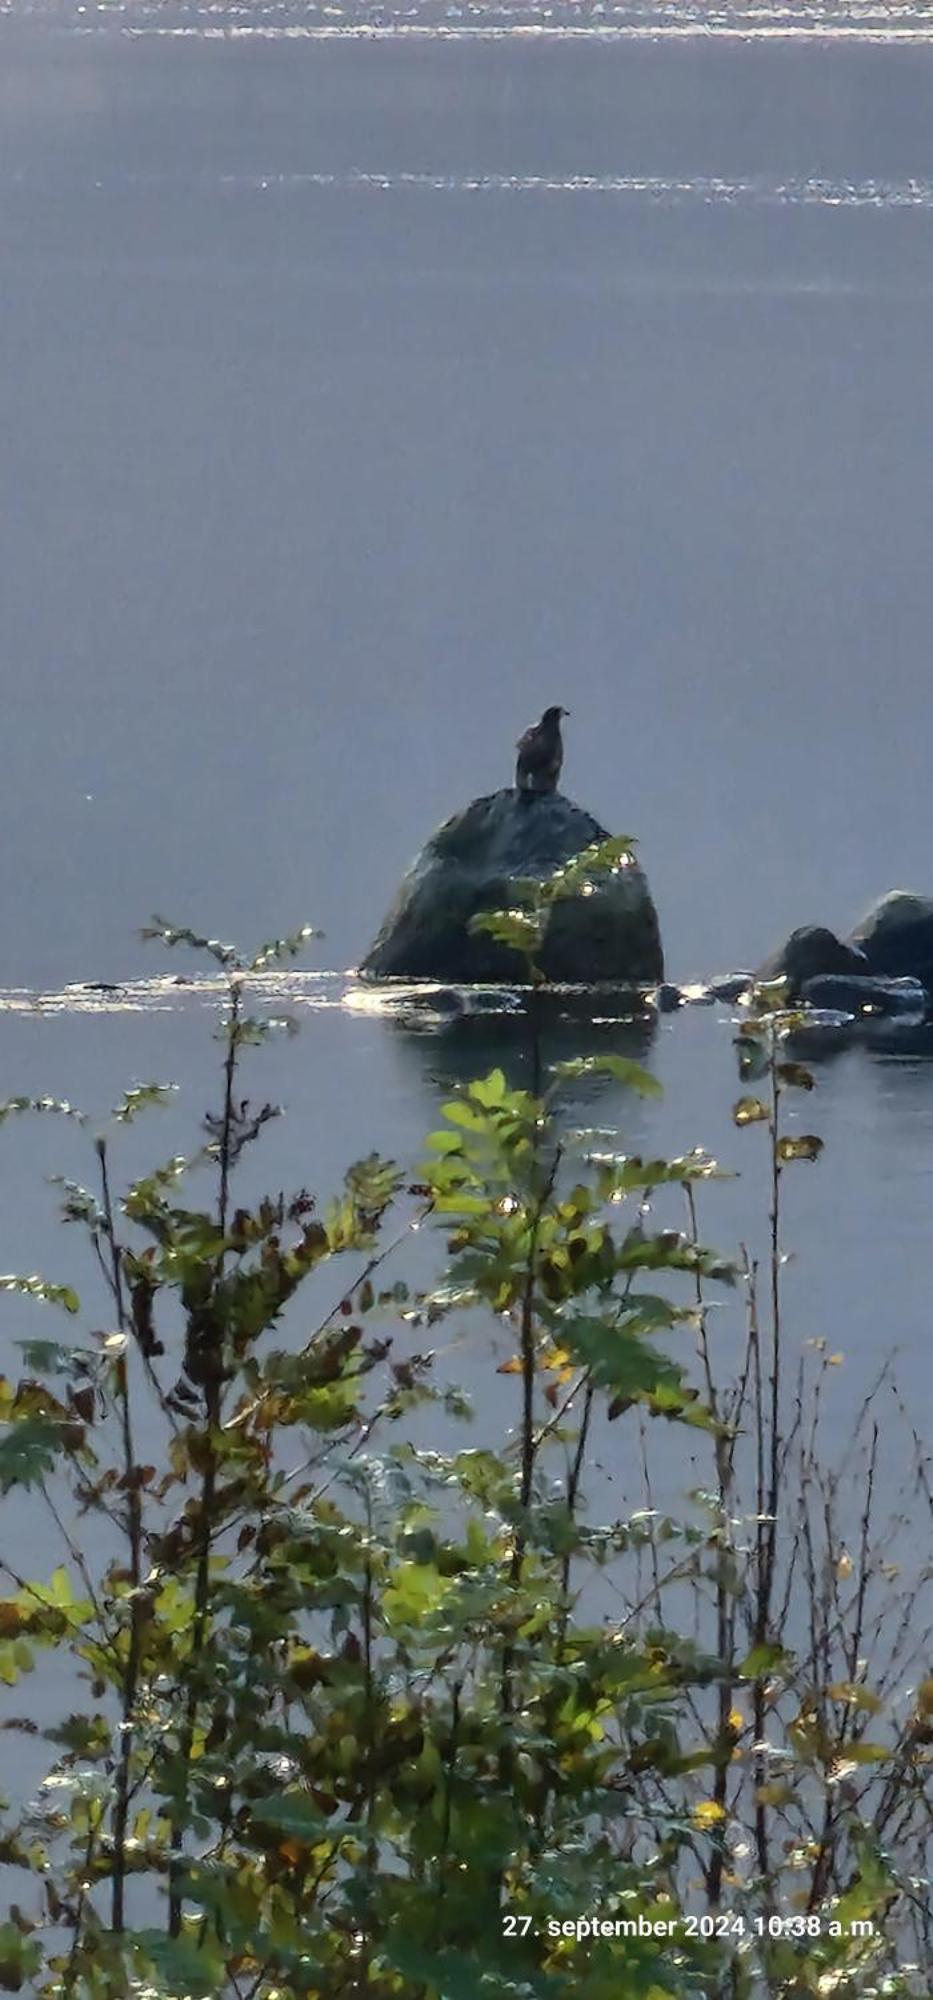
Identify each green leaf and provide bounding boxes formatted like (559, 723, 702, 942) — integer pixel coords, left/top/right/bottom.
(617, 1233, 737, 1284)
(735, 1035, 770, 1081)
(0, 1275, 79, 1314)
(249, 922, 321, 971)
(841, 1741, 890, 1765)
(468, 1070, 507, 1109)
(468, 908, 543, 958)
(440, 1101, 489, 1133)
(424, 1130, 462, 1155)
(545, 835, 638, 901)
(551, 1056, 662, 1098)
(0, 1922, 41, 1990)
(558, 1313, 697, 1415)
(591, 1150, 722, 1198)
(112, 1082, 178, 1124)
(740, 1642, 792, 1681)
(0, 1418, 62, 1492)
(49, 1178, 105, 1229)
(344, 1152, 403, 1215)
(130, 1928, 225, 2000)
(141, 916, 239, 966)
(827, 1682, 883, 1715)
(233, 1013, 299, 1046)
(388, 1940, 558, 2000)
(247, 1793, 331, 1841)
(383, 1562, 454, 1629)
(0, 1639, 32, 1685)
(14, 1339, 87, 1375)
(0, 1095, 86, 1128)
(832, 1842, 896, 1929)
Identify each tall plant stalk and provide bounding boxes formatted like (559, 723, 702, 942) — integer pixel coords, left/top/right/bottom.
(99, 1134, 143, 1935)
(168, 977, 241, 1936)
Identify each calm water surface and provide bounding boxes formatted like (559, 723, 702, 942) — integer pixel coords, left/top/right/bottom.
(2, 4, 933, 1570)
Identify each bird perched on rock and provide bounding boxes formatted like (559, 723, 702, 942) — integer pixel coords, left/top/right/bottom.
(515, 706, 569, 797)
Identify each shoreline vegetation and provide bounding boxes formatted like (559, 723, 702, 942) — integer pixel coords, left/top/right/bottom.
(0, 859, 930, 1997)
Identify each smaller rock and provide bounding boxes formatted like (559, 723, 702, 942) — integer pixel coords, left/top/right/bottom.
(756, 925, 869, 998)
(466, 988, 525, 1015)
(652, 982, 685, 1013)
(801, 974, 928, 1020)
(706, 971, 754, 1004)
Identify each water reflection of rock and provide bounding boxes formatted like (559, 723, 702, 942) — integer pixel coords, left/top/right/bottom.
(351, 981, 658, 1133)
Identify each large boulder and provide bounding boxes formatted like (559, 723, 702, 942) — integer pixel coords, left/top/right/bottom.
(847, 892, 933, 989)
(360, 789, 663, 984)
(756, 924, 869, 998)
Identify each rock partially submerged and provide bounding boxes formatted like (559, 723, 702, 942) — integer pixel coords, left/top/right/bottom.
(706, 970, 754, 1004)
(756, 925, 869, 997)
(360, 789, 663, 985)
(757, 894, 933, 1014)
(800, 974, 928, 1021)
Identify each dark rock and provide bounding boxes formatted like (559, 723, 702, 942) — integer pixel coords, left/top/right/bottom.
(706, 971, 754, 1004)
(847, 891, 933, 990)
(361, 789, 663, 985)
(468, 988, 525, 1014)
(800, 974, 928, 1020)
(756, 925, 869, 998)
(653, 982, 685, 1013)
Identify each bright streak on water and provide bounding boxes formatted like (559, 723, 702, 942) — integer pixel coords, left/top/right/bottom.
(10, 0, 933, 39)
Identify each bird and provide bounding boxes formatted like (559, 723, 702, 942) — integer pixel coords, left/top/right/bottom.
(515, 706, 569, 797)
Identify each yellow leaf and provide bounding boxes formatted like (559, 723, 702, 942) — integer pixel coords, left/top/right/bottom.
(827, 1682, 882, 1715)
(835, 1551, 854, 1581)
(733, 1096, 769, 1127)
(691, 1800, 727, 1830)
(755, 1780, 794, 1807)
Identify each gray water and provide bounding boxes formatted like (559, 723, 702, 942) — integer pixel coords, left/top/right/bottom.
(4, 12, 933, 991)
(2, 0, 933, 1702)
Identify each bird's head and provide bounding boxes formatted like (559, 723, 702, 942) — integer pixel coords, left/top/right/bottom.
(541, 706, 569, 726)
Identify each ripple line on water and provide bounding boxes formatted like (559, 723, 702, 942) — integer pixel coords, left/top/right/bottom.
(13, 165, 933, 209)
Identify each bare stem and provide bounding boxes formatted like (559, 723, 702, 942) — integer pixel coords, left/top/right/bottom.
(99, 1136, 143, 1937)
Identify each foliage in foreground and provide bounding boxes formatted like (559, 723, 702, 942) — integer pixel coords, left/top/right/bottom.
(0, 895, 928, 1998)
